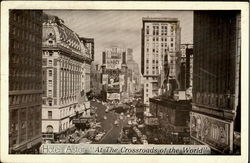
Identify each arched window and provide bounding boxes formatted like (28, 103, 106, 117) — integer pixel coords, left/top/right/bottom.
(46, 125, 53, 133)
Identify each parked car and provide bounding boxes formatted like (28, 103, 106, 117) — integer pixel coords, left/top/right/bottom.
(142, 139, 148, 145)
(114, 120, 119, 126)
(132, 137, 137, 144)
(104, 116, 107, 120)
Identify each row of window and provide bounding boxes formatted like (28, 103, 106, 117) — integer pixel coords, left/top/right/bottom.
(11, 11, 42, 30)
(10, 80, 42, 91)
(11, 26, 41, 42)
(10, 54, 41, 67)
(9, 94, 42, 106)
(146, 26, 175, 36)
(12, 39, 41, 55)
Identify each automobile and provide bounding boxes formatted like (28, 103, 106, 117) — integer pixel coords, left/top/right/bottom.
(103, 116, 107, 120)
(132, 121, 137, 125)
(114, 120, 119, 126)
(132, 137, 137, 144)
(119, 115, 123, 120)
(128, 120, 132, 125)
(126, 114, 130, 118)
(141, 135, 147, 140)
(138, 124, 145, 128)
(120, 112, 124, 116)
(105, 109, 109, 113)
(142, 140, 148, 145)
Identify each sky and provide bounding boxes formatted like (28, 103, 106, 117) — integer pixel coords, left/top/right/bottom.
(44, 10, 193, 68)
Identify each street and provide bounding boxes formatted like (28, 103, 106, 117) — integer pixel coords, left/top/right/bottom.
(90, 101, 129, 144)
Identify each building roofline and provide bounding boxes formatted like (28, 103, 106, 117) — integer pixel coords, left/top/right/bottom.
(142, 17, 179, 22)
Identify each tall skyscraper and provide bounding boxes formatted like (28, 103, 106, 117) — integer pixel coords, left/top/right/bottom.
(141, 17, 181, 105)
(190, 11, 241, 154)
(9, 10, 43, 153)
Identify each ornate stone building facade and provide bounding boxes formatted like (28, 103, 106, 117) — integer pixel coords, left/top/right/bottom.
(41, 14, 93, 142)
(9, 10, 43, 153)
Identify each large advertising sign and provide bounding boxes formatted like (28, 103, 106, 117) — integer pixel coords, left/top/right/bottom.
(105, 48, 123, 69)
(145, 117, 159, 126)
(190, 111, 233, 153)
(107, 93, 120, 100)
(107, 72, 120, 92)
(106, 59, 121, 69)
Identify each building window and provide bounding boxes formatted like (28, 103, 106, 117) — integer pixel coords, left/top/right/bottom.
(153, 37, 155, 41)
(48, 90, 52, 96)
(146, 89, 148, 92)
(171, 43, 173, 47)
(48, 100, 52, 106)
(146, 84, 148, 87)
(48, 60, 52, 66)
(48, 70, 52, 76)
(152, 49, 155, 52)
(171, 38, 173, 41)
(48, 111, 52, 119)
(48, 80, 52, 87)
(146, 27, 149, 35)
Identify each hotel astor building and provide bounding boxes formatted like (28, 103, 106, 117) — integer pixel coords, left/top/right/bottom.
(41, 14, 93, 141)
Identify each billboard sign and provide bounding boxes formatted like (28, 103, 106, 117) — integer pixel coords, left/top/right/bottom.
(190, 111, 233, 153)
(107, 93, 120, 100)
(106, 59, 121, 69)
(107, 72, 120, 91)
(145, 117, 159, 126)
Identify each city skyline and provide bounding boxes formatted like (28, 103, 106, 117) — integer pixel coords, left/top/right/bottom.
(44, 10, 193, 69)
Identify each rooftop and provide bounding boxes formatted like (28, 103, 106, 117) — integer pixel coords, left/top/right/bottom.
(142, 17, 179, 22)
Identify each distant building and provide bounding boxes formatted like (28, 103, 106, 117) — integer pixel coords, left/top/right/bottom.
(141, 17, 181, 105)
(191, 11, 241, 154)
(90, 63, 102, 96)
(79, 37, 94, 94)
(101, 47, 129, 102)
(126, 48, 141, 94)
(41, 13, 93, 142)
(149, 97, 191, 144)
(9, 10, 43, 153)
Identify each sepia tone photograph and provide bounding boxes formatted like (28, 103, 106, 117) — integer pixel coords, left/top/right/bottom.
(1, 1, 248, 162)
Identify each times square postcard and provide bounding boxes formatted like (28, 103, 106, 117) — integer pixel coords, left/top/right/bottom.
(0, 1, 249, 163)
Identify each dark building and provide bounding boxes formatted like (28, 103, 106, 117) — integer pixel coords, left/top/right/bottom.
(9, 10, 43, 153)
(149, 97, 191, 144)
(191, 11, 241, 154)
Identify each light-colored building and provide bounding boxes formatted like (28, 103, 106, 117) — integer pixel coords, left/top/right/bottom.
(101, 47, 128, 102)
(126, 48, 141, 95)
(79, 37, 94, 94)
(41, 14, 93, 141)
(9, 10, 43, 154)
(141, 17, 181, 105)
